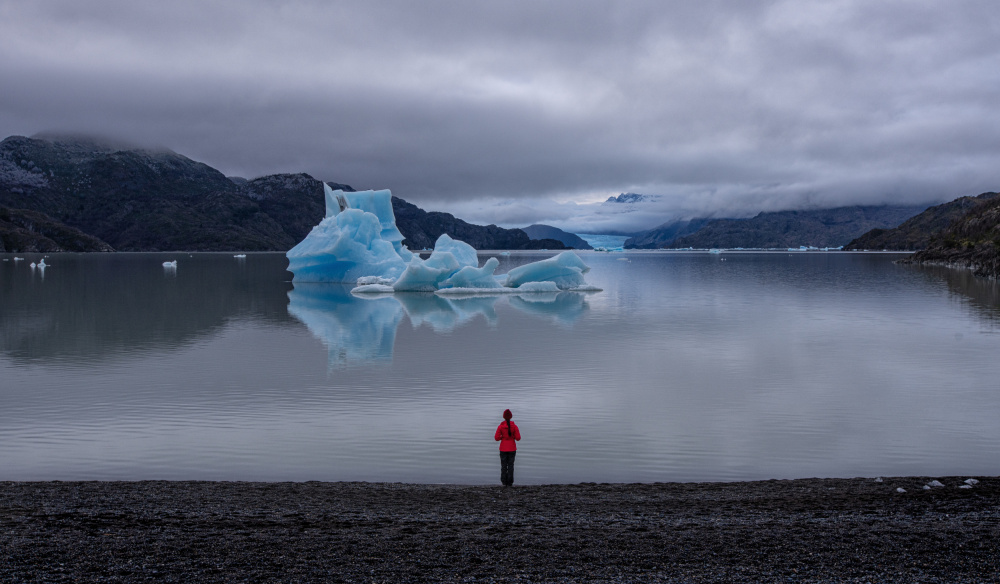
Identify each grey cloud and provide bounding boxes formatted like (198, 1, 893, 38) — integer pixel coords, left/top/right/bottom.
(1, 0, 998, 232)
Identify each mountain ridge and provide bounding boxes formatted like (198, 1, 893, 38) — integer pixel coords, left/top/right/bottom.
(521, 224, 592, 250)
(0, 135, 558, 253)
(624, 206, 924, 249)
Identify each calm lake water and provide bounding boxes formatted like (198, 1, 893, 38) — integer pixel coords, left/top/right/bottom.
(2, 251, 999, 484)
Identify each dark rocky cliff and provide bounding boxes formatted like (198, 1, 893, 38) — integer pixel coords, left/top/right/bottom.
(899, 193, 1000, 279)
(845, 192, 999, 251)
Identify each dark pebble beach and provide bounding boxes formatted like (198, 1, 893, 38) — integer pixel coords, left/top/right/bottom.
(2, 477, 999, 583)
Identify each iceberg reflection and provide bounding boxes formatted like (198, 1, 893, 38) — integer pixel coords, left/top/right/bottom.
(287, 284, 403, 368)
(509, 291, 589, 325)
(395, 293, 500, 332)
(287, 285, 592, 366)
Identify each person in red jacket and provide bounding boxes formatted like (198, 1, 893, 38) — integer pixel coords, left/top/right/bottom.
(494, 409, 521, 486)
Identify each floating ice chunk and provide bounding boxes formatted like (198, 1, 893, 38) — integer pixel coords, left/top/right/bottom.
(896, 487, 906, 493)
(37, 259, 47, 268)
(959, 484, 972, 489)
(927, 480, 945, 488)
(352, 283, 395, 294)
(162, 260, 177, 268)
(357, 275, 395, 286)
(503, 251, 591, 290)
(709, 249, 722, 254)
(569, 284, 603, 292)
(234, 254, 246, 258)
(435, 287, 496, 295)
(29, 262, 36, 268)
(13, 257, 24, 261)
(2, 258, 7, 261)
(288, 208, 407, 283)
(922, 485, 931, 490)
(439, 257, 502, 290)
(514, 281, 561, 293)
(499, 251, 511, 256)
(964, 478, 979, 485)
(393, 234, 478, 292)
(874, 477, 883, 483)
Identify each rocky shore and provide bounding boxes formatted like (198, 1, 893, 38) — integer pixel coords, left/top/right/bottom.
(2, 477, 999, 583)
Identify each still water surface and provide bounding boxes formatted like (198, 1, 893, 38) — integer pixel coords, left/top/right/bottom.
(2, 251, 999, 483)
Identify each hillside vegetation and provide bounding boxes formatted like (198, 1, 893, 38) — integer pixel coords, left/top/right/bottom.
(0, 135, 554, 252)
(845, 193, 999, 251)
(900, 193, 1000, 279)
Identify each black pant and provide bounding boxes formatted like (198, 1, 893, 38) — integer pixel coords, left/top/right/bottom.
(499, 451, 516, 486)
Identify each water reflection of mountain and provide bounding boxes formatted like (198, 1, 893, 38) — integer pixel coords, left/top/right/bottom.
(0, 253, 294, 362)
(286, 285, 592, 367)
(917, 264, 1000, 324)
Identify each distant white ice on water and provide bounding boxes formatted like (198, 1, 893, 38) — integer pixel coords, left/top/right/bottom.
(578, 234, 628, 251)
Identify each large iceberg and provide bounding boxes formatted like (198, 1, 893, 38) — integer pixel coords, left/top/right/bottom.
(287, 187, 600, 293)
(286, 186, 412, 283)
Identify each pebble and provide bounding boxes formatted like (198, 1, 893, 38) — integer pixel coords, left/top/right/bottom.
(1, 477, 997, 582)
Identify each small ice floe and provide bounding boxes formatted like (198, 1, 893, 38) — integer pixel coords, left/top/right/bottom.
(37, 259, 47, 268)
(709, 249, 722, 254)
(927, 480, 945, 488)
(896, 487, 906, 493)
(356, 276, 395, 286)
(162, 260, 178, 268)
(874, 477, 884, 483)
(13, 257, 24, 261)
(499, 251, 511, 256)
(234, 254, 247, 258)
(923, 485, 931, 490)
(351, 284, 395, 294)
(959, 485, 973, 489)
(617, 257, 630, 262)
(2, 258, 7, 262)
(964, 478, 979, 485)
(29, 262, 36, 268)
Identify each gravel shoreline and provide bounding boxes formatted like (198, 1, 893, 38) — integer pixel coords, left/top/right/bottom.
(2, 477, 999, 583)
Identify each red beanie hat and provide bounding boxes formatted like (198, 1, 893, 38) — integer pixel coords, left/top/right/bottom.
(503, 409, 512, 420)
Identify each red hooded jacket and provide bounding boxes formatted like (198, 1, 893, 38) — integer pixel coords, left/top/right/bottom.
(495, 420, 521, 452)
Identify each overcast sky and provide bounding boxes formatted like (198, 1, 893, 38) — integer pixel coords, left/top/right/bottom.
(2, 0, 998, 232)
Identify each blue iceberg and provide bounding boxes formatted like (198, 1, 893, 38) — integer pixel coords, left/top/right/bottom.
(286, 188, 600, 293)
(502, 251, 591, 290)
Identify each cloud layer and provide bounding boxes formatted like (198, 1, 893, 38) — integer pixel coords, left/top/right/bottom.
(2, 0, 998, 231)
